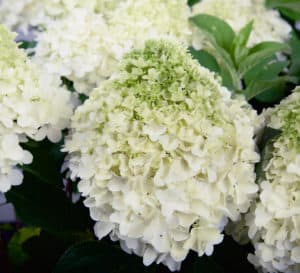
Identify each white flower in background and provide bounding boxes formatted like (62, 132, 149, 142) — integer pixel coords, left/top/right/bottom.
(246, 88, 300, 273)
(191, 0, 292, 49)
(0, 25, 73, 193)
(0, 0, 121, 33)
(108, 0, 191, 49)
(33, 0, 191, 95)
(64, 40, 260, 271)
(33, 8, 112, 95)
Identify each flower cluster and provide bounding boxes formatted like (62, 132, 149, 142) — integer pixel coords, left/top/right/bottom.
(245, 88, 300, 273)
(32, 0, 191, 94)
(191, 0, 291, 48)
(64, 40, 260, 271)
(0, 25, 73, 193)
(0, 0, 120, 32)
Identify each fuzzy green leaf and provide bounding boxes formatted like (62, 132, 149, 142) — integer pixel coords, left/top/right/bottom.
(289, 31, 300, 78)
(239, 42, 289, 76)
(255, 85, 287, 103)
(190, 14, 235, 51)
(244, 58, 289, 84)
(192, 30, 240, 89)
(232, 21, 253, 64)
(189, 47, 220, 73)
(244, 76, 297, 100)
(266, 0, 300, 20)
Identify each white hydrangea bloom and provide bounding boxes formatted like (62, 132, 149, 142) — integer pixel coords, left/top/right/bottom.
(0, 25, 73, 193)
(246, 88, 300, 273)
(191, 0, 292, 48)
(33, 0, 191, 95)
(0, 0, 121, 32)
(33, 8, 112, 95)
(64, 40, 260, 271)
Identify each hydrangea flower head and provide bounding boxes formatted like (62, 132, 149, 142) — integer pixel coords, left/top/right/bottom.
(64, 40, 260, 270)
(0, 0, 121, 32)
(33, 0, 191, 94)
(0, 25, 73, 193)
(246, 88, 300, 273)
(191, 0, 291, 48)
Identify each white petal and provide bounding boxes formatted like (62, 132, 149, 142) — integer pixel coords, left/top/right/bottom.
(94, 221, 114, 240)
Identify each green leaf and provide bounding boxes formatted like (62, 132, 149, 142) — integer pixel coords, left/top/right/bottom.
(232, 21, 253, 64)
(209, 44, 240, 90)
(189, 47, 220, 73)
(244, 58, 289, 84)
(244, 56, 290, 103)
(54, 241, 156, 273)
(266, 0, 300, 19)
(248, 41, 289, 55)
(6, 172, 92, 234)
(8, 227, 41, 268)
(266, 0, 300, 10)
(188, 0, 201, 6)
(244, 76, 297, 100)
(20, 140, 64, 187)
(190, 14, 235, 51)
(18, 41, 37, 50)
(189, 14, 241, 89)
(193, 35, 240, 89)
(255, 84, 287, 103)
(280, 7, 300, 20)
(289, 31, 300, 77)
(6, 139, 92, 239)
(239, 41, 289, 77)
(21, 231, 72, 273)
(220, 68, 238, 91)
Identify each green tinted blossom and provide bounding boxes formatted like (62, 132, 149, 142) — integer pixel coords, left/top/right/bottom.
(65, 40, 259, 271)
(269, 91, 300, 152)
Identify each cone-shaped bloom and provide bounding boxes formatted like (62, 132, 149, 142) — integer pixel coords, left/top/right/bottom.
(64, 40, 260, 271)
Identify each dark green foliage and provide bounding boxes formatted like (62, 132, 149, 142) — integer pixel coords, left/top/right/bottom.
(266, 0, 300, 20)
(6, 140, 92, 234)
(189, 14, 297, 105)
(54, 241, 156, 273)
(188, 0, 201, 7)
